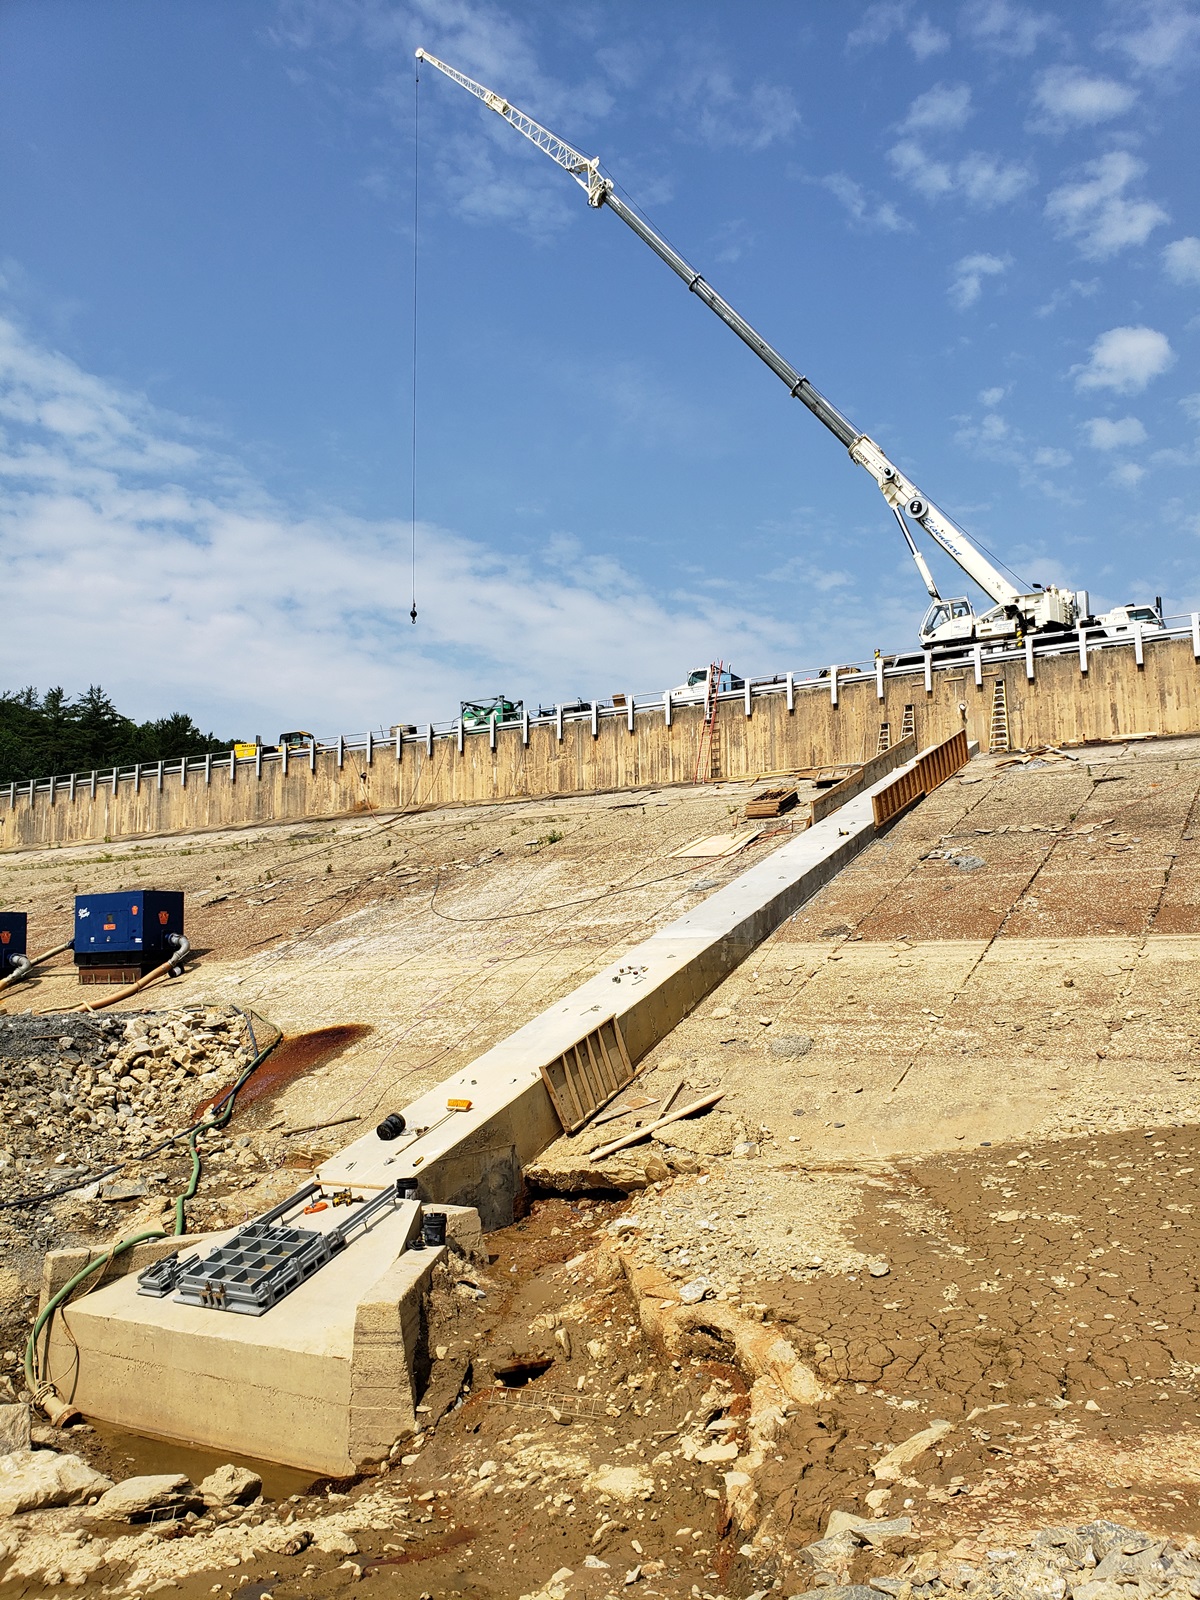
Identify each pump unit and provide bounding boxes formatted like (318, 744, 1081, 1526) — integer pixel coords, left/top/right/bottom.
(0, 911, 27, 975)
(73, 891, 185, 985)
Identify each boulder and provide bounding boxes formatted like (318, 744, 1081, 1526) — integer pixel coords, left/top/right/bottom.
(198, 1463, 262, 1508)
(87, 1471, 197, 1521)
(0, 1403, 32, 1456)
(0, 1449, 113, 1516)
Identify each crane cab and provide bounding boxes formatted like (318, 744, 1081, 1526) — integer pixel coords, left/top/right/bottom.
(919, 598, 976, 648)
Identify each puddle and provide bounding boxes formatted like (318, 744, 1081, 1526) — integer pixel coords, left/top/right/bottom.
(87, 1419, 315, 1501)
(192, 1023, 372, 1120)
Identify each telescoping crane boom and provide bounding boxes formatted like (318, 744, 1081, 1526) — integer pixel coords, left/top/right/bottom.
(416, 49, 1090, 650)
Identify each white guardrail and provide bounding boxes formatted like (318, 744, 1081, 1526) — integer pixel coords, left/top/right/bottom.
(5, 613, 1199, 808)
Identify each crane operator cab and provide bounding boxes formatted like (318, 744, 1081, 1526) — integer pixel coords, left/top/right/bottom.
(919, 597, 976, 649)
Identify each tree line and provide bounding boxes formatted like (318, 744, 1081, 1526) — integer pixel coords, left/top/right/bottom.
(0, 686, 233, 787)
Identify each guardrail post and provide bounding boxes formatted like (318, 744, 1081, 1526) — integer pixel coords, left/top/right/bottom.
(311, 739, 319, 773)
(254, 746, 262, 780)
(1192, 613, 1200, 660)
(89, 771, 97, 799)
(1078, 626, 1088, 675)
(112, 767, 119, 795)
(1134, 621, 1144, 668)
(426, 725, 433, 757)
(134, 763, 141, 795)
(457, 719, 464, 754)
(744, 679, 753, 717)
(49, 775, 56, 807)
(556, 704, 564, 741)
(281, 743, 289, 777)
(69, 772, 76, 803)
(875, 658, 884, 700)
(973, 644, 983, 688)
(395, 726, 403, 762)
(337, 736, 345, 770)
(179, 758, 187, 790)
(590, 700, 599, 738)
(230, 751, 236, 785)
(157, 760, 165, 792)
(522, 709, 530, 747)
(786, 671, 795, 712)
(1025, 635, 1035, 681)
(924, 653, 933, 694)
(829, 667, 838, 707)
(28, 779, 35, 804)
(489, 717, 496, 751)
(663, 691, 672, 728)
(366, 731, 374, 766)
(627, 695, 635, 733)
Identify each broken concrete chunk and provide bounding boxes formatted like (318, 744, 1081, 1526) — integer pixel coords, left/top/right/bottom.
(198, 1463, 262, 1507)
(678, 1276, 714, 1305)
(871, 1419, 953, 1481)
(88, 1471, 196, 1521)
(0, 1449, 113, 1516)
(825, 1510, 914, 1546)
(0, 1402, 32, 1455)
(313, 1527, 359, 1555)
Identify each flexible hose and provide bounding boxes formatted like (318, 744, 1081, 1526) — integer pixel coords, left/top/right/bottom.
(22, 1010, 279, 1420)
(25, 1228, 166, 1425)
(70, 934, 191, 1014)
(0, 938, 73, 994)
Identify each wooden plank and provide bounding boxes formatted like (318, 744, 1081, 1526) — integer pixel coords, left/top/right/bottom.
(588, 1091, 724, 1162)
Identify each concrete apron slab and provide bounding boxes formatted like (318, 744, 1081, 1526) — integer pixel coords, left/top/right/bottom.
(319, 758, 932, 1223)
(43, 1199, 481, 1476)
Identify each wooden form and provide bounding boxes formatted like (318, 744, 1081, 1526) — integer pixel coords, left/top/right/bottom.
(871, 728, 969, 828)
(539, 1016, 636, 1135)
(588, 1090, 725, 1162)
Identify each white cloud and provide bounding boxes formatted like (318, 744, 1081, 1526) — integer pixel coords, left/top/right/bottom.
(960, 0, 1058, 56)
(1164, 236, 1200, 285)
(846, 3, 951, 58)
(889, 140, 1034, 206)
(979, 385, 1008, 406)
(0, 313, 801, 734)
(1030, 65, 1137, 128)
(900, 83, 973, 132)
(1045, 150, 1169, 258)
(1073, 325, 1175, 393)
(1101, 0, 1200, 74)
(1110, 460, 1146, 486)
(1084, 415, 1148, 449)
(949, 252, 1009, 309)
(821, 172, 909, 232)
(664, 59, 801, 152)
(1034, 446, 1072, 467)
(1034, 277, 1100, 317)
(1182, 393, 1200, 424)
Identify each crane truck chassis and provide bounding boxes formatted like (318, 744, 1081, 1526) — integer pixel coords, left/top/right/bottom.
(415, 48, 1157, 654)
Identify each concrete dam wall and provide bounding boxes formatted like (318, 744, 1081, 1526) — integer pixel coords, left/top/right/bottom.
(3, 629, 1198, 854)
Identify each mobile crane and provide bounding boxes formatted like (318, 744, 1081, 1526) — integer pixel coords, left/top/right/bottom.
(415, 48, 1107, 651)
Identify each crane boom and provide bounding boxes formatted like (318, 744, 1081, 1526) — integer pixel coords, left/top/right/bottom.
(416, 48, 1080, 640)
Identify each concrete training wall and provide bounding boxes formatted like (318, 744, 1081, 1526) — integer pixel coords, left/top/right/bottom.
(4, 632, 1198, 853)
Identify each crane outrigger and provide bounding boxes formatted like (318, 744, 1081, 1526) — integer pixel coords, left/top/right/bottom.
(416, 48, 1113, 651)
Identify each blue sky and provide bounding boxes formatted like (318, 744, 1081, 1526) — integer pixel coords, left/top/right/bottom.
(1, 0, 1198, 738)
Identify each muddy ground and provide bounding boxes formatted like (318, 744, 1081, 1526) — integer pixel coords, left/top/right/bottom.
(3, 740, 1200, 1595)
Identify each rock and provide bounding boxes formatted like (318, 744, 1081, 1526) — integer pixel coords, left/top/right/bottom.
(198, 1463, 262, 1507)
(825, 1511, 913, 1546)
(868, 1261, 890, 1278)
(0, 1402, 32, 1455)
(678, 1277, 713, 1305)
(98, 1179, 149, 1201)
(88, 1471, 196, 1521)
(789, 1588, 877, 1600)
(770, 1035, 813, 1059)
(871, 1419, 953, 1480)
(587, 1464, 654, 1502)
(732, 1141, 759, 1158)
(583, 1555, 610, 1568)
(0, 1449, 113, 1516)
(955, 855, 986, 872)
(695, 1441, 739, 1463)
(643, 1153, 669, 1183)
(313, 1528, 359, 1555)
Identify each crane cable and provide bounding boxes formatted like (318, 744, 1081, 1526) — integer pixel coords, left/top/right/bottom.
(409, 54, 420, 625)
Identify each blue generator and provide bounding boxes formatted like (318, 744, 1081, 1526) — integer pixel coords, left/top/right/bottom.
(73, 891, 185, 984)
(0, 911, 27, 976)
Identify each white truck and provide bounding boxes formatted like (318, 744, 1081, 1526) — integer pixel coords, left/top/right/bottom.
(416, 48, 1160, 653)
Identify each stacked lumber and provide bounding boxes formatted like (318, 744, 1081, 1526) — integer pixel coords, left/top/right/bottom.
(744, 786, 798, 819)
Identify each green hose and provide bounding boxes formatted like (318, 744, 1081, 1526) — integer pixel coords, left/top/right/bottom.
(26, 1017, 281, 1417)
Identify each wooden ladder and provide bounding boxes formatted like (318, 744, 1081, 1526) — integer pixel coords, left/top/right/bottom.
(988, 679, 1010, 752)
(694, 662, 723, 783)
(876, 721, 891, 755)
(900, 704, 915, 741)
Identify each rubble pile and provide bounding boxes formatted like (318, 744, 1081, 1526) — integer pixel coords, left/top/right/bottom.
(789, 1520, 1200, 1600)
(0, 1007, 254, 1179)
